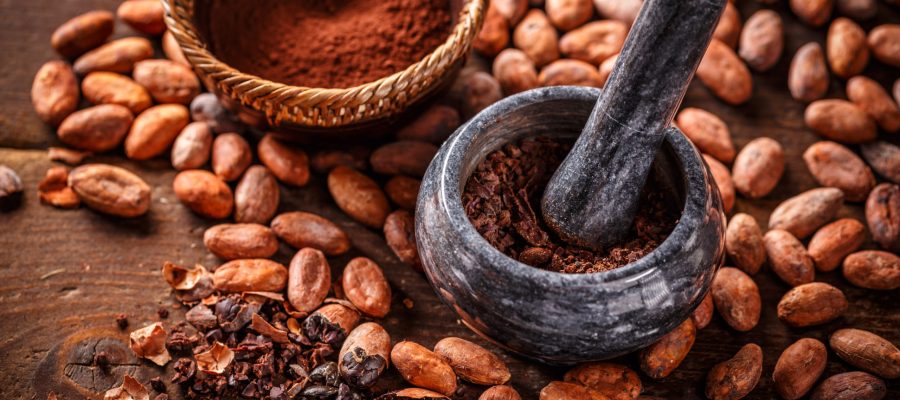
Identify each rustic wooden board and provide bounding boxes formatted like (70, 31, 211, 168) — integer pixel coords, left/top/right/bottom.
(0, 0, 898, 399)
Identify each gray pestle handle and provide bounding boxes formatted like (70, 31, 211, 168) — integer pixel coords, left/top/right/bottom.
(541, 0, 726, 250)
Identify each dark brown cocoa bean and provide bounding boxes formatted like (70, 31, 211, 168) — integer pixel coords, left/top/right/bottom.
(258, 133, 311, 186)
(58, 104, 133, 152)
(51, 10, 114, 58)
(310, 147, 369, 175)
(0, 165, 24, 209)
(860, 141, 900, 183)
(396, 105, 460, 144)
(865, 183, 900, 252)
(370, 141, 439, 178)
(691, 292, 715, 330)
(705, 344, 763, 400)
(789, 42, 829, 102)
(827, 17, 869, 78)
(303, 303, 360, 344)
(73, 37, 153, 75)
(385, 176, 421, 212)
(703, 154, 735, 213)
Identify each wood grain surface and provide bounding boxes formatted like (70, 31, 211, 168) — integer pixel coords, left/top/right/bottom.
(0, 0, 898, 399)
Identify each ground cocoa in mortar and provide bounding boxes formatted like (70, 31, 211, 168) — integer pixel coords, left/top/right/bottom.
(200, 0, 452, 88)
(463, 137, 679, 273)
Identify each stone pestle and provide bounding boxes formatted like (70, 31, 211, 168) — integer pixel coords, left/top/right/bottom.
(541, 0, 727, 250)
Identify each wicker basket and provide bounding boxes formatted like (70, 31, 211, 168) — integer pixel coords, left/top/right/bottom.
(163, 0, 485, 135)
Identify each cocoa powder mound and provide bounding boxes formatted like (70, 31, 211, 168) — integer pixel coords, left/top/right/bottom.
(200, 0, 452, 88)
(462, 137, 678, 273)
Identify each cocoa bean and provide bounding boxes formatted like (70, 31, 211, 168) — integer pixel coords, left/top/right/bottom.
(303, 303, 360, 344)
(805, 99, 877, 144)
(342, 257, 392, 318)
(563, 362, 641, 400)
(539, 381, 605, 400)
(545, 0, 593, 30)
(803, 141, 876, 201)
(868, 24, 900, 68)
(513, 10, 559, 67)
(479, 386, 521, 400)
(790, 0, 833, 27)
(162, 31, 190, 67)
(190, 93, 244, 134)
(311, 148, 369, 174)
(287, 248, 331, 314)
(211, 133, 252, 182)
(763, 229, 816, 286)
(31, 60, 79, 126)
(234, 165, 279, 224)
(384, 210, 422, 270)
(559, 20, 627, 65)
(492, 0, 527, 25)
(860, 141, 900, 183)
(830, 328, 900, 379)
(203, 223, 278, 260)
(271, 211, 350, 256)
(385, 176, 421, 212)
(725, 213, 766, 275)
(827, 17, 869, 78)
(81, 71, 152, 114)
(769, 187, 844, 238)
(676, 108, 735, 163)
(68, 163, 150, 217)
(370, 141, 438, 178)
(836, 0, 877, 20)
(639, 319, 696, 379)
(51, 10, 114, 58)
(396, 105, 460, 144)
(474, 4, 510, 57)
(117, 0, 165, 35)
(788, 42, 829, 102)
(807, 218, 866, 271)
(339, 322, 392, 388)
(711, 267, 761, 332)
(691, 292, 715, 330)
(597, 54, 618, 87)
(58, 104, 133, 152)
(171, 122, 213, 171)
(842, 250, 900, 290)
(73, 37, 154, 75)
(435, 337, 510, 386)
(492, 48, 539, 95)
(133, 59, 201, 105)
(538, 59, 604, 88)
(328, 166, 390, 228)
(0, 165, 23, 209)
(777, 282, 847, 327)
(772, 338, 828, 400)
(212, 259, 287, 292)
(383, 389, 449, 400)
(713, 2, 742, 48)
(461, 71, 504, 119)
(739, 10, 784, 72)
(810, 371, 886, 400)
(172, 169, 233, 219)
(592, 0, 642, 25)
(848, 76, 900, 134)
(731, 137, 784, 199)
(703, 155, 735, 213)
(705, 344, 763, 400)
(697, 39, 753, 105)
(257, 133, 311, 186)
(125, 104, 190, 160)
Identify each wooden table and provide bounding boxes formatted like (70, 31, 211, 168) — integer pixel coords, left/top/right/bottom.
(0, 1, 897, 399)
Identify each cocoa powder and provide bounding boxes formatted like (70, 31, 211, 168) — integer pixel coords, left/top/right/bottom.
(199, 0, 452, 88)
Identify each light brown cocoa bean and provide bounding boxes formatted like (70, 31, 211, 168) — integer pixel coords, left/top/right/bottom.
(258, 133, 311, 186)
(31, 61, 79, 126)
(639, 318, 696, 379)
(731, 137, 784, 199)
(868, 24, 900, 68)
(827, 18, 869, 78)
(81, 72, 151, 114)
(172, 169, 233, 219)
(38, 166, 80, 209)
(125, 104, 190, 160)
(203, 223, 278, 260)
(769, 187, 844, 238)
(162, 30, 190, 67)
(385, 176, 421, 212)
(117, 0, 165, 35)
(836, 0, 877, 20)
(370, 141, 438, 178)
(777, 282, 847, 327)
(791, 0, 833, 27)
(474, 4, 510, 57)
(559, 20, 627, 66)
(711, 267, 761, 332)
(342, 257, 392, 318)
(287, 248, 331, 313)
(492, 48, 539, 95)
(803, 141, 875, 201)
(479, 385, 521, 400)
(391, 341, 457, 396)
(234, 165, 279, 224)
(211, 133, 252, 181)
(831, 329, 900, 379)
(271, 211, 350, 256)
(847, 76, 900, 133)
(739, 10, 783, 72)
(675, 108, 735, 163)
(538, 59, 604, 87)
(789, 42, 829, 102)
(725, 213, 766, 275)
(705, 343, 763, 400)
(385, 388, 449, 400)
(592, 0, 642, 25)
(597, 54, 617, 87)
(545, 0, 593, 31)
(328, 166, 390, 228)
(133, 59, 200, 105)
(805, 99, 877, 144)
(396, 105, 460, 144)
(303, 303, 360, 343)
(860, 141, 900, 183)
(73, 37, 154, 75)
(461, 71, 503, 119)
(171, 122, 213, 171)
(867, 184, 900, 251)
(435, 337, 510, 386)
(810, 371, 886, 400)
(773, 338, 828, 400)
(697, 39, 752, 105)
(764, 229, 816, 286)
(703, 155, 735, 213)
(212, 259, 287, 292)
(713, 2, 742, 48)
(691, 292, 715, 330)
(339, 322, 392, 388)
(807, 218, 866, 271)
(68, 164, 150, 217)
(58, 104, 133, 152)
(563, 362, 641, 400)
(384, 210, 422, 270)
(843, 250, 900, 290)
(513, 10, 559, 67)
(540, 381, 605, 400)
(51, 10, 114, 58)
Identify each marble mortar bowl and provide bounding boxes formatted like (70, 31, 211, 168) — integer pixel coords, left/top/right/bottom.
(415, 86, 726, 364)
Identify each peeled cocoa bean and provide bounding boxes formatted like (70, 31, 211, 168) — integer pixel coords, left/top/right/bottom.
(117, 0, 165, 35)
(866, 183, 900, 252)
(370, 141, 438, 178)
(711, 267, 761, 332)
(789, 42, 829, 103)
(807, 218, 866, 271)
(133, 59, 201, 105)
(540, 381, 605, 400)
(803, 141, 875, 202)
(342, 257, 391, 318)
(479, 386, 521, 400)
(513, 10, 559, 68)
(203, 223, 278, 260)
(705, 344, 763, 400)
(81, 72, 152, 114)
(234, 165, 279, 224)
(738, 10, 784, 72)
(777, 282, 847, 327)
(211, 133, 252, 182)
(58, 104, 133, 152)
(563, 362, 641, 400)
(73, 37, 154, 75)
(125, 104, 190, 160)
(172, 169, 233, 219)
(339, 322, 392, 388)
(38, 166, 80, 209)
(697, 39, 753, 105)
(435, 337, 510, 386)
(257, 133, 310, 186)
(31, 60, 79, 126)
(492, 48, 539, 95)
(287, 248, 331, 314)
(68, 163, 150, 217)
(691, 292, 715, 330)
(539, 59, 604, 87)
(868, 24, 900, 68)
(559, 20, 627, 66)
(212, 259, 287, 292)
(396, 105, 460, 144)
(764, 229, 816, 287)
(725, 213, 766, 275)
(860, 141, 900, 183)
(790, 0, 833, 27)
(769, 187, 844, 238)
(51, 10, 114, 58)
(810, 371, 886, 400)
(328, 166, 390, 229)
(713, 2, 741, 48)
(731, 137, 784, 199)
(676, 108, 735, 164)
(639, 319, 696, 379)
(384, 210, 422, 270)
(842, 250, 900, 290)
(773, 338, 828, 400)
(830, 328, 900, 379)
(827, 17, 869, 78)
(703, 155, 735, 213)
(171, 122, 213, 171)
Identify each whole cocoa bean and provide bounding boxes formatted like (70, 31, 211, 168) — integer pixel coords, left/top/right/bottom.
(807, 218, 866, 271)
(843, 250, 900, 290)
(847, 76, 900, 133)
(117, 0, 165, 35)
(435, 337, 510, 386)
(133, 59, 200, 105)
(805, 99, 876, 143)
(711, 267, 761, 332)
(513, 10, 559, 67)
(860, 141, 900, 183)
(597, 54, 618, 87)
(559, 21, 627, 65)
(328, 166, 390, 228)
(803, 141, 875, 201)
(538, 59, 604, 87)
(382, 388, 449, 400)
(234, 165, 279, 224)
(836, 0, 877, 20)
(563, 362, 641, 400)
(73, 37, 154, 75)
(257, 133, 310, 186)
(287, 248, 331, 314)
(58, 104, 133, 152)
(384, 210, 422, 270)
(339, 322, 392, 388)
(212, 259, 287, 292)
(739, 10, 784, 72)
(773, 338, 828, 400)
(764, 229, 816, 286)
(692, 292, 715, 330)
(789, 42, 829, 102)
(868, 24, 900, 68)
(172, 169, 233, 219)
(540, 381, 605, 400)
(731, 137, 784, 199)
(473, 4, 510, 57)
(703, 155, 735, 213)
(675, 108, 735, 163)
(311, 147, 370, 174)
(370, 141, 438, 178)
(81, 72, 151, 114)
(790, 0, 833, 27)
(396, 105, 461, 144)
(777, 282, 847, 327)
(479, 386, 521, 400)
(125, 104, 190, 160)
(0, 165, 24, 209)
(51, 10, 114, 58)
(827, 18, 869, 78)
(830, 328, 900, 379)
(769, 187, 844, 238)
(31, 60, 79, 126)
(705, 344, 763, 400)
(492, 0, 527, 25)
(211, 133, 252, 181)
(68, 164, 150, 217)
(342, 257, 392, 318)
(171, 122, 213, 171)
(713, 2, 741, 48)
(725, 213, 766, 275)
(271, 211, 350, 256)
(697, 39, 753, 105)
(639, 318, 696, 379)
(190, 93, 244, 134)
(303, 303, 360, 344)
(545, 0, 593, 31)
(461, 71, 503, 119)
(203, 223, 278, 260)
(810, 371, 886, 400)
(385, 176, 421, 212)
(162, 30, 190, 67)
(592, 0, 642, 25)
(492, 48, 539, 95)
(391, 341, 457, 395)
